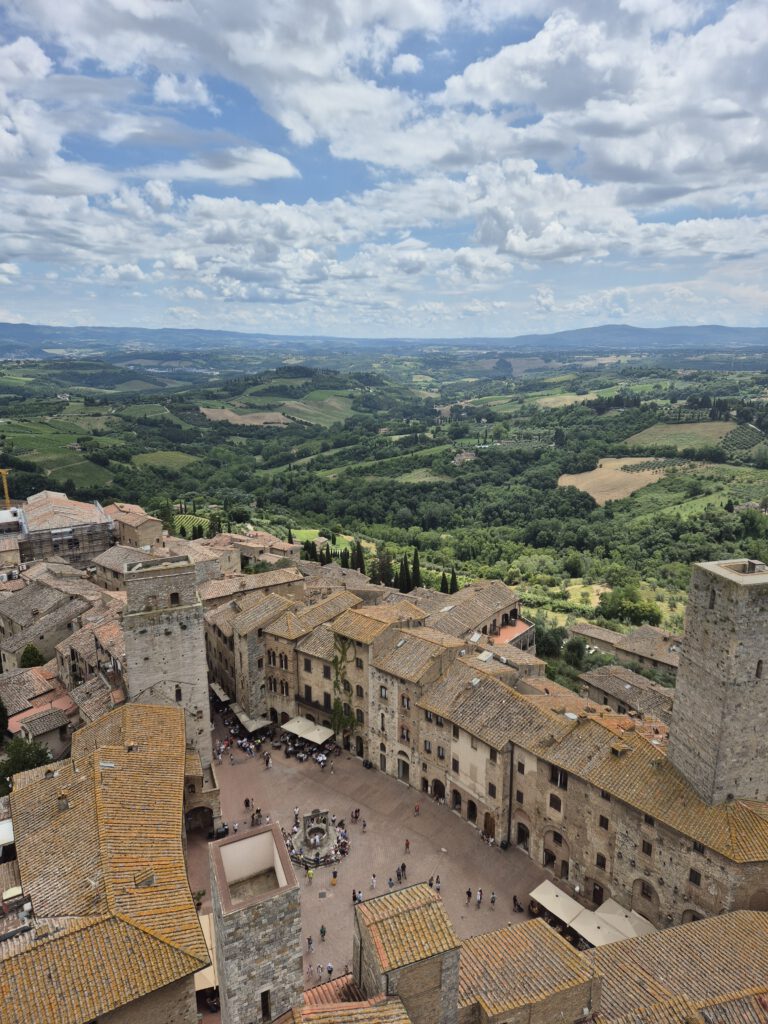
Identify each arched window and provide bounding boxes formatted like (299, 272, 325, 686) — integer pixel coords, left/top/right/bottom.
(170, 591, 180, 606)
(757, 660, 763, 679)
(709, 589, 716, 610)
(175, 685, 182, 703)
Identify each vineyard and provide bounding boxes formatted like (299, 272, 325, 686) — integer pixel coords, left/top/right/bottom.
(173, 513, 210, 534)
(720, 424, 764, 453)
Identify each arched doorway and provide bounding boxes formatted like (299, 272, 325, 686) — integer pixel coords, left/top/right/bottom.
(750, 890, 768, 911)
(343, 734, 351, 751)
(280, 711, 290, 724)
(269, 708, 278, 723)
(543, 829, 570, 880)
(432, 779, 446, 801)
(467, 800, 477, 824)
(452, 789, 462, 811)
(632, 878, 660, 925)
(421, 777, 429, 793)
(397, 754, 409, 782)
(355, 735, 364, 757)
(483, 812, 495, 839)
(185, 806, 214, 835)
(681, 909, 703, 923)
(516, 822, 530, 851)
(306, 713, 316, 723)
(380, 742, 386, 773)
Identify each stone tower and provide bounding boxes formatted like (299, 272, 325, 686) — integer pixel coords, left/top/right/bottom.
(123, 555, 212, 768)
(668, 558, 768, 804)
(209, 825, 303, 1024)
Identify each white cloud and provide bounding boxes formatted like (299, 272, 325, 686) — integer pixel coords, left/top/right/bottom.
(137, 147, 299, 184)
(391, 53, 423, 75)
(154, 73, 217, 112)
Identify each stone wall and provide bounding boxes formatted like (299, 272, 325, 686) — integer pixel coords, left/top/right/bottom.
(100, 978, 197, 1024)
(390, 951, 460, 1024)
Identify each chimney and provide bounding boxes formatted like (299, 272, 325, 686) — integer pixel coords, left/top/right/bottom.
(57, 790, 69, 811)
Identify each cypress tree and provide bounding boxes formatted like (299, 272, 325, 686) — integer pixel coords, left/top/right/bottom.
(411, 548, 422, 589)
(400, 553, 412, 593)
(449, 567, 459, 594)
(356, 540, 366, 576)
(440, 571, 449, 594)
(340, 548, 350, 569)
(287, 526, 294, 543)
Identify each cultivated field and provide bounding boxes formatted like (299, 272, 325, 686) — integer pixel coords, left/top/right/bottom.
(200, 406, 290, 426)
(558, 457, 667, 504)
(133, 450, 199, 469)
(626, 421, 735, 449)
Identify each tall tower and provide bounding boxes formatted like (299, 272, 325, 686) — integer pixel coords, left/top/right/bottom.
(668, 558, 768, 803)
(210, 825, 303, 1024)
(123, 555, 213, 768)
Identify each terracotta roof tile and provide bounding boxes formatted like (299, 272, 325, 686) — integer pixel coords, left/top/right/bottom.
(357, 884, 460, 972)
(198, 568, 302, 602)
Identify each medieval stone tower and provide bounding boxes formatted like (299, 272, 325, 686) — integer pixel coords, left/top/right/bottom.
(668, 558, 768, 804)
(123, 555, 213, 768)
(209, 825, 303, 1024)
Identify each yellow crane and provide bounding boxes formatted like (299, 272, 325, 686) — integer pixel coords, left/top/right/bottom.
(0, 468, 10, 510)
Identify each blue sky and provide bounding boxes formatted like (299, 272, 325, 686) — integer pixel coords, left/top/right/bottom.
(0, 0, 766, 337)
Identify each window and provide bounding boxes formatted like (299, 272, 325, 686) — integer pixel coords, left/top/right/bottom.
(268, 650, 276, 667)
(257, 657, 264, 670)
(279, 653, 288, 670)
(170, 591, 180, 606)
(689, 868, 701, 887)
(380, 685, 388, 700)
(516, 790, 524, 804)
(693, 840, 705, 854)
(452, 724, 459, 739)
(175, 685, 182, 703)
(303, 657, 312, 673)
(435, 715, 444, 727)
(380, 713, 385, 731)
(355, 657, 364, 670)
(489, 748, 497, 764)
(640, 881, 654, 901)
(599, 815, 609, 830)
(596, 852, 606, 870)
(401, 727, 410, 742)
(644, 813, 655, 826)
(642, 840, 653, 857)
(549, 794, 562, 812)
(356, 685, 364, 698)
(709, 588, 716, 610)
(304, 685, 312, 702)
(323, 693, 331, 710)
(552, 831, 563, 846)
(356, 709, 364, 724)
(758, 660, 764, 679)
(600, 789, 611, 801)
(280, 681, 289, 697)
(488, 782, 497, 798)
(452, 757, 460, 773)
(424, 739, 432, 754)
(517, 760, 525, 775)
(438, 746, 446, 760)
(550, 765, 568, 790)
(343, 702, 351, 716)
(425, 710, 433, 722)
(470, 735, 478, 750)
(323, 665, 331, 680)
(261, 990, 272, 1021)
(401, 695, 411, 710)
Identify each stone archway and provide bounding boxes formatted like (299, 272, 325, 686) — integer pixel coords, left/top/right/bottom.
(516, 822, 530, 851)
(483, 812, 496, 839)
(269, 708, 278, 723)
(397, 754, 410, 782)
(681, 908, 703, 923)
(543, 829, 570, 880)
(432, 779, 446, 801)
(280, 711, 290, 724)
(185, 806, 213, 835)
(632, 878, 661, 925)
(355, 735, 364, 757)
(467, 800, 478, 824)
(452, 789, 462, 811)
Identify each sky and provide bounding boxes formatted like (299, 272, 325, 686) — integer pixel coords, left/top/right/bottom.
(0, 0, 767, 338)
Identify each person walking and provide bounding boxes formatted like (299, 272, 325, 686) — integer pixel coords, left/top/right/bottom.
(404, 838, 410, 855)
(401, 861, 407, 880)
(465, 887, 472, 905)
(356, 889, 363, 903)
(317, 964, 323, 983)
(307, 868, 314, 884)
(396, 866, 402, 884)
(327, 963, 334, 980)
(476, 888, 483, 909)
(435, 875, 441, 895)
(307, 936, 314, 953)
(428, 875, 434, 888)
(414, 802, 420, 816)
(490, 890, 496, 910)
(370, 873, 376, 890)
(388, 877, 395, 891)
(307, 961, 313, 979)
(320, 924, 327, 943)
(362, 819, 367, 832)
(352, 888, 357, 905)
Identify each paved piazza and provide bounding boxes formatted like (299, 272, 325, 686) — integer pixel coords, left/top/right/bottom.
(188, 712, 547, 983)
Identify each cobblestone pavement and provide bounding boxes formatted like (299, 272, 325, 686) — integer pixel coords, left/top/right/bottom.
(188, 713, 547, 988)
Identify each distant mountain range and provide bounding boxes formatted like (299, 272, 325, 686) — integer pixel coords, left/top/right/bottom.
(1, 320, 767, 358)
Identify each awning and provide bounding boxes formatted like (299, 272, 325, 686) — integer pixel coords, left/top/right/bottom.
(304, 724, 334, 746)
(209, 682, 231, 703)
(231, 704, 271, 733)
(594, 898, 656, 940)
(194, 913, 218, 991)
(283, 716, 316, 738)
(0, 819, 14, 849)
(528, 880, 584, 926)
(569, 908, 626, 947)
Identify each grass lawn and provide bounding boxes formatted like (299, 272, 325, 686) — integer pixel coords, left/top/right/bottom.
(558, 457, 667, 504)
(397, 468, 452, 484)
(133, 450, 199, 469)
(625, 421, 735, 449)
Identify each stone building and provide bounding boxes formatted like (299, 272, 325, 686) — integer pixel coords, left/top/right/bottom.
(568, 621, 681, 676)
(210, 825, 303, 1024)
(103, 501, 163, 549)
(91, 543, 159, 591)
(668, 558, 768, 804)
(579, 664, 674, 724)
(14, 490, 115, 568)
(0, 704, 210, 1024)
(197, 567, 304, 610)
(123, 555, 213, 769)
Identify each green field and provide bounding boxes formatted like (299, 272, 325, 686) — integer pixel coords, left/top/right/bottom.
(397, 468, 452, 484)
(626, 421, 736, 449)
(134, 450, 199, 469)
(280, 390, 356, 426)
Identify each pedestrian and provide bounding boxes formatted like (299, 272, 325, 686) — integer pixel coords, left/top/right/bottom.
(490, 890, 496, 910)
(331, 814, 337, 826)
(388, 877, 394, 890)
(233, 821, 239, 833)
(317, 964, 323, 982)
(362, 819, 367, 832)
(414, 802, 420, 816)
(404, 838, 410, 854)
(307, 868, 314, 884)
(320, 924, 327, 942)
(327, 963, 334, 980)
(356, 889, 363, 903)
(251, 812, 257, 827)
(465, 887, 472, 905)
(435, 875, 441, 895)
(244, 797, 250, 810)
(401, 861, 407, 880)
(513, 895, 523, 913)
(428, 875, 434, 888)
(307, 936, 313, 953)
(370, 873, 376, 890)
(476, 888, 483, 909)
(229, 752, 234, 764)
(330, 761, 335, 774)
(352, 888, 357, 905)
(396, 867, 402, 884)
(307, 961, 313, 978)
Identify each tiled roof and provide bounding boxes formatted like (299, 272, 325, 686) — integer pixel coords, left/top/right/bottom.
(0, 598, 91, 654)
(0, 666, 57, 717)
(373, 629, 456, 684)
(618, 625, 682, 668)
(298, 590, 361, 628)
(70, 677, 115, 723)
(356, 884, 460, 972)
(278, 997, 411, 1023)
(103, 502, 147, 517)
(0, 582, 67, 628)
(55, 621, 98, 661)
(303, 975, 364, 1007)
(399, 626, 467, 649)
(266, 610, 312, 641)
(233, 593, 297, 635)
(569, 622, 627, 644)
(20, 707, 69, 737)
(590, 911, 768, 1023)
(23, 491, 111, 530)
(297, 623, 336, 661)
(332, 603, 425, 645)
(198, 567, 302, 602)
(94, 619, 124, 661)
(458, 919, 595, 1014)
(92, 544, 153, 573)
(410, 580, 518, 638)
(4, 704, 208, 1024)
(581, 665, 674, 723)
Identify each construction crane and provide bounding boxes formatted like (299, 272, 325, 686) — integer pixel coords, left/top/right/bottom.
(0, 468, 10, 510)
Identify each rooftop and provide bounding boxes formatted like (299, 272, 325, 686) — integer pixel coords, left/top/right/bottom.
(356, 883, 460, 973)
(197, 567, 303, 602)
(581, 665, 674, 723)
(22, 490, 111, 531)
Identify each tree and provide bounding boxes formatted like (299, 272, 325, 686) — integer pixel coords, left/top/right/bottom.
(330, 635, 356, 739)
(377, 545, 394, 588)
(287, 526, 294, 544)
(178, 523, 187, 538)
(0, 737, 50, 796)
(206, 512, 222, 538)
(0, 696, 7, 737)
(449, 567, 459, 594)
(399, 553, 412, 593)
(563, 636, 586, 668)
(724, 499, 735, 513)
(440, 571, 449, 594)
(355, 540, 366, 576)
(19, 643, 46, 668)
(411, 548, 422, 589)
